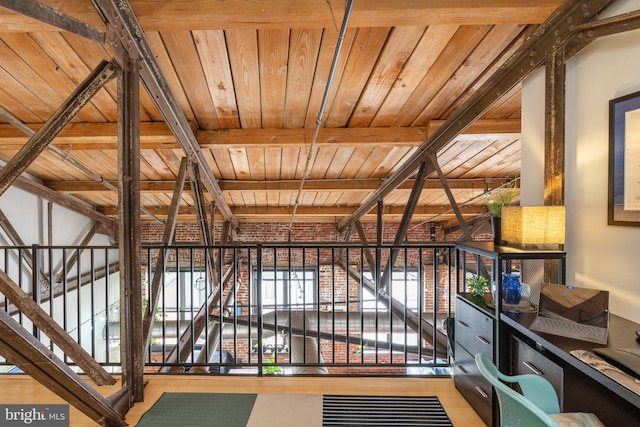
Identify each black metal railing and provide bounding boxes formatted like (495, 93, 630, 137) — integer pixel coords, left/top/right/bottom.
(1, 243, 455, 376)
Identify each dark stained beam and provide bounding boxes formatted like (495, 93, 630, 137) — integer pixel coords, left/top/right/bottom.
(92, 0, 237, 228)
(354, 220, 377, 274)
(188, 161, 214, 247)
(117, 55, 144, 402)
(0, 0, 104, 42)
(566, 9, 640, 57)
(379, 161, 431, 293)
(429, 153, 474, 239)
(159, 265, 236, 373)
(0, 309, 125, 426)
(143, 157, 187, 352)
(0, 270, 115, 386)
(544, 48, 566, 205)
(0, 59, 118, 198)
(53, 223, 99, 287)
(0, 209, 48, 286)
(0, 261, 120, 317)
(0, 105, 163, 225)
(338, 0, 616, 233)
(187, 160, 219, 296)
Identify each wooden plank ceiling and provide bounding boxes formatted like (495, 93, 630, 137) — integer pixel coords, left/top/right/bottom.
(0, 1, 563, 227)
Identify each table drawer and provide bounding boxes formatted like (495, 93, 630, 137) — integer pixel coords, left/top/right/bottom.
(455, 299, 494, 358)
(454, 342, 492, 426)
(511, 335, 564, 408)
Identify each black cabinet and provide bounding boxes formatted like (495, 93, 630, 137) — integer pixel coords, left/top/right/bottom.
(454, 296, 494, 426)
(454, 241, 640, 426)
(454, 242, 566, 426)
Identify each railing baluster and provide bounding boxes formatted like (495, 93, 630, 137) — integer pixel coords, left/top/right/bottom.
(1, 242, 455, 376)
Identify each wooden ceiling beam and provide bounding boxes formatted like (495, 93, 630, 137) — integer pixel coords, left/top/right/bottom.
(99, 204, 486, 219)
(0, 120, 520, 150)
(1, 1, 562, 32)
(45, 177, 511, 193)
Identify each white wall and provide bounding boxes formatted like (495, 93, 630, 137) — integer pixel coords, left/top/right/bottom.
(522, 0, 640, 323)
(0, 183, 113, 247)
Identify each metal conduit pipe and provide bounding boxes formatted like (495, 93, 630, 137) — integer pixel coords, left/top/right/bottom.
(104, 320, 274, 340)
(105, 311, 447, 343)
(288, 311, 328, 374)
(287, 0, 354, 228)
(191, 285, 238, 367)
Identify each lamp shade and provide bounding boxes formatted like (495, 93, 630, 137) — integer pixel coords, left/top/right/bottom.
(501, 206, 565, 245)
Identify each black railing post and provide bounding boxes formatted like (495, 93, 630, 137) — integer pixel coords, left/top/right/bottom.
(256, 244, 263, 376)
(31, 244, 39, 338)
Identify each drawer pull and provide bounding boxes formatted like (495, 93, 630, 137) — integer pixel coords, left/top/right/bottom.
(475, 386, 488, 398)
(456, 365, 467, 374)
(476, 336, 490, 345)
(456, 320, 469, 328)
(522, 361, 543, 376)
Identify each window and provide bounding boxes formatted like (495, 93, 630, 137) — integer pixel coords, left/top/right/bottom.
(160, 270, 208, 320)
(361, 269, 419, 312)
(361, 269, 421, 351)
(253, 267, 317, 311)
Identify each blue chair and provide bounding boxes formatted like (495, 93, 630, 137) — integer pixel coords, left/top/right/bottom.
(475, 353, 604, 427)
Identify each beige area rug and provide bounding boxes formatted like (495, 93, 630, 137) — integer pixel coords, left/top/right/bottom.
(247, 394, 323, 426)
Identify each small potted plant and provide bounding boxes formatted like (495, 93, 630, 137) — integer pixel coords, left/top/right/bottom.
(466, 274, 489, 298)
(486, 183, 517, 244)
(262, 355, 282, 375)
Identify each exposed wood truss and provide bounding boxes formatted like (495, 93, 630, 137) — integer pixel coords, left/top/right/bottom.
(2, 1, 640, 425)
(0, 0, 554, 227)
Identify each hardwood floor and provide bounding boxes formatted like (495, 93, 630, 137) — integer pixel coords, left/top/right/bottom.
(0, 374, 484, 426)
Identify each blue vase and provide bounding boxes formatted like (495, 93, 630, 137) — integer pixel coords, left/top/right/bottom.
(502, 273, 521, 305)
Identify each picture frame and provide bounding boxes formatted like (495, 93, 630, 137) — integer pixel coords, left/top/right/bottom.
(608, 90, 640, 226)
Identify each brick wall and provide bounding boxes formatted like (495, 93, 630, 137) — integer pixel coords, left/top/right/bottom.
(141, 221, 461, 245)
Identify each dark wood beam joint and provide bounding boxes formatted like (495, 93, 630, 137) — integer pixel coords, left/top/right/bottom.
(428, 153, 473, 239)
(143, 158, 187, 351)
(379, 161, 432, 292)
(566, 8, 640, 58)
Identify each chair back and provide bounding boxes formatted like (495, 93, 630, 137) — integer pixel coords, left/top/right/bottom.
(475, 353, 558, 427)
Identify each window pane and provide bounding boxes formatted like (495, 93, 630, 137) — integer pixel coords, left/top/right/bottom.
(255, 268, 317, 310)
(362, 269, 419, 311)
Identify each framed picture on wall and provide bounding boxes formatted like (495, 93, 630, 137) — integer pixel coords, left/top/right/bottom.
(608, 90, 640, 226)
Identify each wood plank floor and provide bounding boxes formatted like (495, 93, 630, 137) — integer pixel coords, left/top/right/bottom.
(0, 374, 485, 426)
